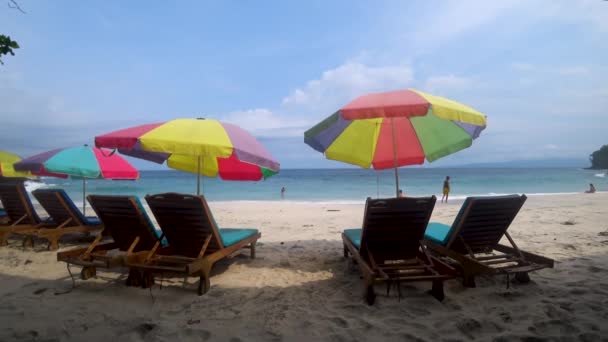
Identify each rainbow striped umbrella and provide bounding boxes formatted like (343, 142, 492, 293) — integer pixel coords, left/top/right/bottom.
(304, 89, 487, 197)
(15, 145, 139, 214)
(0, 150, 32, 178)
(95, 118, 280, 194)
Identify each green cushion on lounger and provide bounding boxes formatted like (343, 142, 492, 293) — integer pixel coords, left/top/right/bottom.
(343, 228, 362, 248)
(134, 196, 168, 247)
(219, 228, 258, 247)
(424, 222, 452, 246)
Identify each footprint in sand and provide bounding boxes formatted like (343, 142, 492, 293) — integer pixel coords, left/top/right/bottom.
(33, 288, 48, 295)
(327, 316, 349, 328)
(134, 323, 157, 338)
(579, 333, 602, 342)
(499, 311, 512, 323)
(529, 319, 580, 335)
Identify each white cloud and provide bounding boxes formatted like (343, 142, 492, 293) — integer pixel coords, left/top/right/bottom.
(0, 74, 92, 127)
(511, 63, 591, 76)
(281, 62, 414, 111)
(511, 63, 535, 71)
(224, 62, 416, 138)
(557, 66, 589, 76)
(408, 0, 525, 52)
(220, 108, 310, 138)
(424, 75, 472, 94)
(535, 0, 608, 32)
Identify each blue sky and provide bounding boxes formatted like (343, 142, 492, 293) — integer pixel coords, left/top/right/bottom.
(1, 0, 607, 169)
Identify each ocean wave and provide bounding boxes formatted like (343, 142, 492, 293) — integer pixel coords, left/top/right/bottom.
(24, 181, 48, 193)
(210, 200, 366, 205)
(208, 191, 597, 204)
(595, 173, 605, 178)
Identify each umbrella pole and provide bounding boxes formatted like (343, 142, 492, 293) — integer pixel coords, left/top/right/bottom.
(376, 172, 379, 199)
(82, 178, 86, 216)
(390, 118, 400, 197)
(197, 156, 201, 195)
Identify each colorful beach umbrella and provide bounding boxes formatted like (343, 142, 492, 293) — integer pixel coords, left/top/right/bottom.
(304, 89, 487, 197)
(0, 150, 32, 178)
(14, 145, 139, 214)
(95, 118, 280, 194)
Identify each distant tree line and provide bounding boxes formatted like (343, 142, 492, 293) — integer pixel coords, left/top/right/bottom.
(589, 145, 608, 169)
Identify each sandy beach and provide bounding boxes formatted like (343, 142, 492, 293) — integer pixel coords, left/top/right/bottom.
(0, 193, 607, 341)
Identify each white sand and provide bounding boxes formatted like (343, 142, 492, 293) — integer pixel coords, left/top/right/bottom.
(0, 193, 607, 341)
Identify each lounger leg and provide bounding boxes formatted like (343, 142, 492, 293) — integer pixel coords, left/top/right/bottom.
(364, 284, 376, 305)
(80, 266, 96, 280)
(515, 272, 531, 283)
(429, 280, 445, 302)
(126, 269, 142, 287)
(197, 262, 212, 296)
(343, 244, 348, 258)
(22, 236, 34, 249)
(198, 274, 211, 296)
(141, 271, 155, 289)
(0, 232, 9, 246)
(250, 242, 256, 259)
(462, 273, 476, 288)
(47, 237, 59, 251)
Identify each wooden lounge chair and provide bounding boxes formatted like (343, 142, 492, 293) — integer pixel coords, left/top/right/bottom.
(125, 192, 261, 295)
(15, 189, 105, 250)
(342, 196, 455, 305)
(57, 194, 166, 280)
(423, 194, 554, 287)
(0, 182, 52, 246)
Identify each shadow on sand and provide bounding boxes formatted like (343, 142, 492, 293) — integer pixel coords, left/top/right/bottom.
(0, 238, 606, 341)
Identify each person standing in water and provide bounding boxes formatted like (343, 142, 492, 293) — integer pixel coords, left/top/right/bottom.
(281, 186, 286, 199)
(442, 176, 450, 203)
(585, 183, 596, 194)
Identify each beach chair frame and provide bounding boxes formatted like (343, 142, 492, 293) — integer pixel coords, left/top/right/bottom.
(0, 183, 53, 246)
(124, 193, 261, 295)
(57, 195, 163, 280)
(424, 195, 554, 287)
(342, 196, 456, 305)
(15, 189, 104, 250)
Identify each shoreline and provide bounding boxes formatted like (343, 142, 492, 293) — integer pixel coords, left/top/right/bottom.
(28, 191, 608, 209)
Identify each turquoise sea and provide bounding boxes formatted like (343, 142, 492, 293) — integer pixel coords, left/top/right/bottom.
(26, 168, 607, 205)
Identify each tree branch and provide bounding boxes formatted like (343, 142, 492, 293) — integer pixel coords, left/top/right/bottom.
(8, 0, 26, 14)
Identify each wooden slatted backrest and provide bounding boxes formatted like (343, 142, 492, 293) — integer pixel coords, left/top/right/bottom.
(360, 196, 436, 264)
(87, 195, 159, 252)
(145, 193, 223, 258)
(0, 183, 41, 225)
(447, 195, 527, 253)
(32, 189, 85, 227)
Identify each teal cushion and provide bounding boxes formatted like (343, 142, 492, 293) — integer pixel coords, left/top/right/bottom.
(219, 228, 258, 247)
(424, 222, 452, 246)
(343, 228, 362, 249)
(134, 197, 168, 246)
(84, 217, 101, 226)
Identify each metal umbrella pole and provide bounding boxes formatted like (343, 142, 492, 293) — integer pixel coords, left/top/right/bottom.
(390, 118, 400, 198)
(82, 177, 86, 216)
(197, 156, 201, 195)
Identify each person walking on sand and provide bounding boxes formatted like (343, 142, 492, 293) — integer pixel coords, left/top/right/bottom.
(442, 176, 450, 203)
